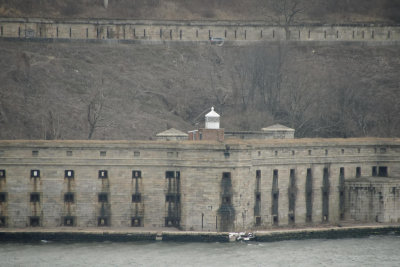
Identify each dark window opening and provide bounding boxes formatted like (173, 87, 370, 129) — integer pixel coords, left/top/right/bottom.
(98, 217, 109, 226)
(30, 193, 40, 203)
(372, 166, 377, 177)
(380, 148, 387, 153)
(292, 150, 295, 155)
(325, 149, 328, 155)
(273, 193, 278, 200)
(65, 170, 74, 179)
(340, 191, 344, 196)
(0, 170, 5, 179)
(176, 171, 180, 179)
(290, 169, 296, 187)
(0, 216, 6, 227)
(100, 151, 106, 157)
(256, 193, 261, 201)
(340, 213, 344, 220)
(31, 170, 40, 178)
(132, 170, 142, 178)
(86, 28, 88, 38)
(356, 167, 361, 178)
(255, 216, 261, 226)
(196, 30, 198, 38)
(166, 171, 175, 179)
(143, 29, 146, 37)
(165, 218, 180, 227)
(273, 215, 279, 225)
(274, 150, 278, 156)
(306, 214, 312, 222)
(160, 28, 162, 38)
(64, 216, 74, 226)
(166, 194, 180, 202)
(98, 193, 108, 203)
(132, 194, 141, 203)
(0, 192, 6, 202)
(222, 196, 231, 205)
(378, 166, 388, 177)
(256, 170, 261, 179)
(98, 170, 108, 179)
(134, 151, 140, 157)
(66, 150, 73, 156)
(340, 167, 345, 176)
(32, 150, 39, 156)
(289, 214, 295, 223)
(223, 172, 231, 179)
(358, 148, 361, 153)
(273, 170, 278, 189)
(341, 149, 344, 154)
(131, 217, 142, 227)
(64, 193, 74, 203)
(30, 217, 40, 227)
(308, 150, 312, 155)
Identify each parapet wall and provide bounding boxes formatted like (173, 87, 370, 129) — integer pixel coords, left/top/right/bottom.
(1, 18, 400, 42)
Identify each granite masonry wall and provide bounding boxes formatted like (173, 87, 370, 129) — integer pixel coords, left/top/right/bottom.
(1, 18, 400, 43)
(0, 138, 399, 231)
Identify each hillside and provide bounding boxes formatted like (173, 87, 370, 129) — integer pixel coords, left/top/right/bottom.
(0, 0, 400, 24)
(0, 39, 399, 140)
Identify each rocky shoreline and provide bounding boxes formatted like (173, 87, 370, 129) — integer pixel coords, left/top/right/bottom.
(1, 224, 399, 243)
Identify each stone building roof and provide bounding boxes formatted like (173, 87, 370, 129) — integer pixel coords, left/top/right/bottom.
(156, 128, 188, 137)
(261, 124, 295, 132)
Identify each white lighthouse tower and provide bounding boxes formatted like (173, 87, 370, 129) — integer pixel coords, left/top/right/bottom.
(205, 107, 220, 129)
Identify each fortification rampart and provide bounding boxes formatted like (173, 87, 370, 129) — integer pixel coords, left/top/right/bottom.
(1, 18, 400, 43)
(0, 138, 399, 231)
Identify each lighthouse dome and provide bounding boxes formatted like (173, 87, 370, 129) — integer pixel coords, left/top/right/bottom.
(205, 107, 220, 129)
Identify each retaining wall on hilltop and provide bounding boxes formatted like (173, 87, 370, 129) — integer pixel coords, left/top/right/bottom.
(1, 18, 400, 42)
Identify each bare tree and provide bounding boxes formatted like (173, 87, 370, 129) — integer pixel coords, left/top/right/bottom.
(270, 0, 304, 40)
(87, 90, 105, 140)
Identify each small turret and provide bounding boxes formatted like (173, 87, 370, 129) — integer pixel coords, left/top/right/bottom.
(205, 107, 220, 129)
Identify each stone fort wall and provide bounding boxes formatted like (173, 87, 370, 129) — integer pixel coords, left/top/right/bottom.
(1, 18, 400, 43)
(0, 138, 399, 231)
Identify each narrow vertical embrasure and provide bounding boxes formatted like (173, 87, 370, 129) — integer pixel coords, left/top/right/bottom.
(272, 169, 279, 225)
(322, 167, 330, 222)
(254, 170, 261, 226)
(165, 171, 180, 227)
(306, 168, 313, 222)
(218, 172, 235, 232)
(339, 167, 345, 220)
(131, 170, 143, 227)
(288, 169, 297, 224)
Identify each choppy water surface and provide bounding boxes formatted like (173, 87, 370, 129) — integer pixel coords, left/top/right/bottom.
(1, 235, 400, 267)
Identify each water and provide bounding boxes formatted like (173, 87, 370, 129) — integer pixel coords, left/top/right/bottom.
(1, 235, 400, 267)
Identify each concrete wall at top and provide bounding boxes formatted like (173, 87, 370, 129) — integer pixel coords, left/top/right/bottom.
(1, 18, 400, 43)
